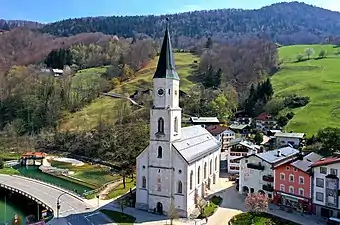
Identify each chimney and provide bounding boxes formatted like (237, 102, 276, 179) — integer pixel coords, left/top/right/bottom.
(277, 150, 281, 157)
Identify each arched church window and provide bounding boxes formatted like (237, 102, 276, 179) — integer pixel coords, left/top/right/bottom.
(197, 166, 201, 184)
(142, 176, 146, 188)
(174, 117, 178, 133)
(204, 162, 207, 179)
(215, 156, 218, 171)
(158, 117, 164, 133)
(190, 170, 193, 190)
(210, 159, 213, 175)
(158, 146, 163, 158)
(178, 181, 183, 193)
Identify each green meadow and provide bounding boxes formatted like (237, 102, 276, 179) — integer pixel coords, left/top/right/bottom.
(272, 44, 340, 136)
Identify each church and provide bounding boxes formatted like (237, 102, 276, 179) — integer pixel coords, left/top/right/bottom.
(135, 23, 221, 218)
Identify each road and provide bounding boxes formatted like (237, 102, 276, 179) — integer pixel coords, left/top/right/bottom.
(66, 211, 114, 225)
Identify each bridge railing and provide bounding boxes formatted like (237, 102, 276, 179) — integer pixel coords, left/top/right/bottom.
(13, 175, 84, 198)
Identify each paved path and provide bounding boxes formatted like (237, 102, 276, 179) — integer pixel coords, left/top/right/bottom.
(99, 179, 123, 199)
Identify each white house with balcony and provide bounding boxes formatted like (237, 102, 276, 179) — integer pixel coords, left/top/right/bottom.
(206, 125, 235, 151)
(311, 155, 340, 218)
(136, 25, 221, 218)
(239, 147, 300, 199)
(274, 132, 305, 148)
(227, 140, 260, 174)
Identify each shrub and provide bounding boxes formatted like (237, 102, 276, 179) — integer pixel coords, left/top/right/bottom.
(210, 195, 223, 205)
(277, 116, 289, 127)
(284, 95, 310, 108)
(0, 158, 4, 169)
(295, 54, 303, 62)
(230, 212, 299, 225)
(286, 112, 295, 120)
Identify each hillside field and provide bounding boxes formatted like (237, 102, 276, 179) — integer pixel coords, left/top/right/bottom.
(272, 44, 340, 136)
(59, 52, 200, 131)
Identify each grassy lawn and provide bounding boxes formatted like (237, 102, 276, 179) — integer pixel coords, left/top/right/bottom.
(230, 212, 299, 225)
(0, 152, 21, 161)
(49, 160, 120, 188)
(59, 52, 200, 131)
(272, 44, 340, 136)
(100, 209, 136, 225)
(107, 178, 135, 199)
(199, 195, 223, 218)
(0, 167, 20, 175)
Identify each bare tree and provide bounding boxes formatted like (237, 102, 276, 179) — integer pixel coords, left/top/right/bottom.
(117, 198, 129, 215)
(168, 201, 179, 225)
(304, 47, 315, 60)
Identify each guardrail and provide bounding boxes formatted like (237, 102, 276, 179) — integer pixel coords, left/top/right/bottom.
(13, 174, 84, 198)
(83, 178, 123, 197)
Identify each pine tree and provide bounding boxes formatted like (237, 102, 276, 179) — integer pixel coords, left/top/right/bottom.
(206, 37, 213, 49)
(204, 65, 215, 88)
(214, 68, 222, 87)
(2, 22, 10, 31)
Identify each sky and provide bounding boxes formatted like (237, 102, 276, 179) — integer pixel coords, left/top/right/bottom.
(1, 0, 340, 23)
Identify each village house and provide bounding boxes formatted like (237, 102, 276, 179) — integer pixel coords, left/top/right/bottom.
(227, 139, 260, 174)
(189, 117, 220, 128)
(311, 154, 340, 218)
(274, 132, 306, 148)
(205, 125, 235, 151)
(239, 147, 300, 199)
(255, 112, 278, 132)
(234, 110, 253, 126)
(273, 152, 322, 214)
(136, 24, 221, 217)
(229, 123, 251, 137)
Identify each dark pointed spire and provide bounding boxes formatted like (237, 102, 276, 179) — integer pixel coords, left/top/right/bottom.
(153, 18, 180, 80)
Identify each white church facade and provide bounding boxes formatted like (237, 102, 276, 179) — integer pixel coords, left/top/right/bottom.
(135, 24, 221, 217)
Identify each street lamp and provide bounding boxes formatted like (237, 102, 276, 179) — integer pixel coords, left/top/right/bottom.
(56, 192, 67, 218)
(96, 195, 100, 207)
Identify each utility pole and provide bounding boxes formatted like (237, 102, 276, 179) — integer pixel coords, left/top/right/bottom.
(96, 195, 100, 207)
(4, 195, 7, 225)
(37, 204, 40, 221)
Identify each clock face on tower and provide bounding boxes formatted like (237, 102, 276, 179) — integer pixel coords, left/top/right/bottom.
(157, 88, 165, 96)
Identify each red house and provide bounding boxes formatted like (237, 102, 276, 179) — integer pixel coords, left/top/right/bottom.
(255, 112, 278, 132)
(273, 152, 322, 213)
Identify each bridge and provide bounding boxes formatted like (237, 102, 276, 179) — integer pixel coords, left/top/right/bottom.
(0, 175, 113, 225)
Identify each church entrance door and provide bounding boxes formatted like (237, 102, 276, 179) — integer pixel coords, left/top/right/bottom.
(156, 202, 163, 214)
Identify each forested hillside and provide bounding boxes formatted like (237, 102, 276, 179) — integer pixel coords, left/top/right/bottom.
(0, 19, 44, 30)
(41, 2, 340, 45)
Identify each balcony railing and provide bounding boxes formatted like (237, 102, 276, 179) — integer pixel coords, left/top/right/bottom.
(262, 175, 274, 182)
(247, 163, 265, 170)
(262, 184, 274, 192)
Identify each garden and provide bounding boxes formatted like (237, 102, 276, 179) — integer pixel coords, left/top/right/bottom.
(49, 159, 121, 188)
(199, 195, 223, 218)
(229, 212, 300, 225)
(100, 209, 136, 225)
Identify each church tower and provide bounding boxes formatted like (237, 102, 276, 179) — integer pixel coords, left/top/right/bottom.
(150, 21, 182, 143)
